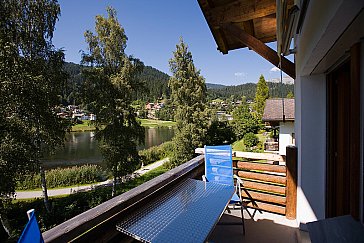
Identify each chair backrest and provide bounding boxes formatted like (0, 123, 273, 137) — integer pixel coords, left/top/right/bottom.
(204, 145, 234, 186)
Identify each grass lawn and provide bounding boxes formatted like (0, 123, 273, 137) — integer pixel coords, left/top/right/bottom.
(71, 120, 96, 132)
(232, 138, 246, 151)
(71, 119, 176, 131)
(232, 132, 268, 152)
(139, 119, 176, 128)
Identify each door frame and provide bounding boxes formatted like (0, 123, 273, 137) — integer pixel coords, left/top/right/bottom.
(326, 43, 361, 219)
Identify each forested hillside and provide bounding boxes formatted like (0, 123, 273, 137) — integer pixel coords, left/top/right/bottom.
(208, 82, 294, 100)
(61, 63, 170, 104)
(135, 66, 170, 101)
(61, 62, 294, 105)
(62, 62, 83, 105)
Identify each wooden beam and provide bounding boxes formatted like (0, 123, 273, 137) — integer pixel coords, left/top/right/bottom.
(222, 23, 296, 79)
(210, 0, 276, 25)
(285, 146, 297, 219)
(243, 20, 255, 37)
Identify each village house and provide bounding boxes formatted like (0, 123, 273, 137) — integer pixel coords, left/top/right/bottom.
(263, 98, 295, 155)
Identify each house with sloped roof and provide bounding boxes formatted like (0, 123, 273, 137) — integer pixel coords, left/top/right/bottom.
(263, 98, 295, 155)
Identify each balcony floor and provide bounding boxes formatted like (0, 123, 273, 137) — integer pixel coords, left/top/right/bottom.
(209, 209, 311, 243)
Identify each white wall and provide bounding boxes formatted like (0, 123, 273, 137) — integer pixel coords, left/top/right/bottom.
(295, 75, 326, 226)
(279, 122, 294, 155)
(294, 0, 364, 227)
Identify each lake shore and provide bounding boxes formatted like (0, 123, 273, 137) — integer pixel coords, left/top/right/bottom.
(15, 158, 169, 198)
(70, 118, 176, 132)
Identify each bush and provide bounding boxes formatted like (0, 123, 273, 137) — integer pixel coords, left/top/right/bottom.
(139, 141, 173, 166)
(205, 120, 236, 145)
(16, 165, 108, 190)
(243, 132, 259, 148)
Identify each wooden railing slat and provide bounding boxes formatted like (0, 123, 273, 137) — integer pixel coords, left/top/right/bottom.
(195, 148, 285, 162)
(242, 181, 286, 195)
(241, 190, 286, 205)
(238, 171, 286, 185)
(236, 161, 286, 173)
(245, 201, 286, 215)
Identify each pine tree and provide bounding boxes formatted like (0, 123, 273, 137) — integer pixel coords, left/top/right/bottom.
(254, 74, 269, 118)
(167, 38, 207, 168)
(82, 7, 145, 196)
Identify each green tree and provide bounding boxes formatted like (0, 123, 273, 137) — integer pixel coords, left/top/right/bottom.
(287, 91, 294, 98)
(82, 7, 145, 196)
(254, 74, 269, 118)
(0, 0, 67, 237)
(205, 120, 236, 145)
(231, 100, 260, 140)
(243, 132, 259, 149)
(167, 38, 207, 168)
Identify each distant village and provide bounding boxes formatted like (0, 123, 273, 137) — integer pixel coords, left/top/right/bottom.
(57, 97, 256, 123)
(56, 105, 96, 122)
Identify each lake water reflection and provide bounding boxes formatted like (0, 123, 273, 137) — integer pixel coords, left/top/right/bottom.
(44, 127, 175, 168)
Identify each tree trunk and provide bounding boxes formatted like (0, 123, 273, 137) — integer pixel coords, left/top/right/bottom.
(0, 213, 11, 239)
(111, 174, 116, 197)
(40, 166, 50, 212)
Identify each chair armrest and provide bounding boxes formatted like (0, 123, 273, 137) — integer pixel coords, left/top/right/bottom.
(234, 174, 244, 186)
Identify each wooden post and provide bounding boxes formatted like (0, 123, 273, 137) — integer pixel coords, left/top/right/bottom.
(285, 146, 297, 219)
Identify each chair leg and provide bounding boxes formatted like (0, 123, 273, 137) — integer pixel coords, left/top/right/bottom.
(241, 204, 245, 235)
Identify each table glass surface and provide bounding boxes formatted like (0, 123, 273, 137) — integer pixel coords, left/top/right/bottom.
(116, 178, 234, 243)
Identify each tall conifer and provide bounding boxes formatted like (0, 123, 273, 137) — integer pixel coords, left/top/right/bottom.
(167, 38, 207, 167)
(254, 74, 269, 118)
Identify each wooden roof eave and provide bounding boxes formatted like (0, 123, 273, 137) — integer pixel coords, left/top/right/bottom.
(222, 23, 295, 79)
(197, 0, 230, 54)
(197, 0, 296, 79)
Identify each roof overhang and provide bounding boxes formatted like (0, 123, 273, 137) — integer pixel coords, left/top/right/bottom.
(197, 0, 296, 79)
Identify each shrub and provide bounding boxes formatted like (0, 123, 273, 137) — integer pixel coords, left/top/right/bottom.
(16, 165, 108, 190)
(139, 141, 173, 166)
(243, 132, 259, 148)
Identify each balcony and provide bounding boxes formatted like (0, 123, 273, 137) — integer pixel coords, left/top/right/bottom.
(42, 147, 308, 242)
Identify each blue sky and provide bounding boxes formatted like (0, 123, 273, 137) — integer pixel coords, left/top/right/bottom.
(53, 0, 287, 85)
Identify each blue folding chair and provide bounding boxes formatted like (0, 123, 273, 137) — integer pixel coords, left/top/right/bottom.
(18, 209, 44, 243)
(203, 145, 245, 235)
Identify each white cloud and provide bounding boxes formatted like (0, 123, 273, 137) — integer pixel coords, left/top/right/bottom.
(270, 66, 280, 72)
(234, 72, 247, 78)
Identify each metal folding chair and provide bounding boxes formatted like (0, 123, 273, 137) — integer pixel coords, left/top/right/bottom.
(203, 145, 246, 235)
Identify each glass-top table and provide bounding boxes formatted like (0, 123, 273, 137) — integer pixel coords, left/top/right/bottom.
(116, 178, 234, 243)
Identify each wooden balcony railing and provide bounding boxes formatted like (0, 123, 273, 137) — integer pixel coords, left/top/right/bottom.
(42, 155, 205, 242)
(196, 146, 298, 220)
(236, 147, 297, 219)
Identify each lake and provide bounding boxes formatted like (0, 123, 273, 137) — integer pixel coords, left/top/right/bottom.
(43, 127, 175, 169)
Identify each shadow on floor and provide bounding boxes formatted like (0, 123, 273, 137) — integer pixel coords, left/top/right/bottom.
(209, 212, 311, 243)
